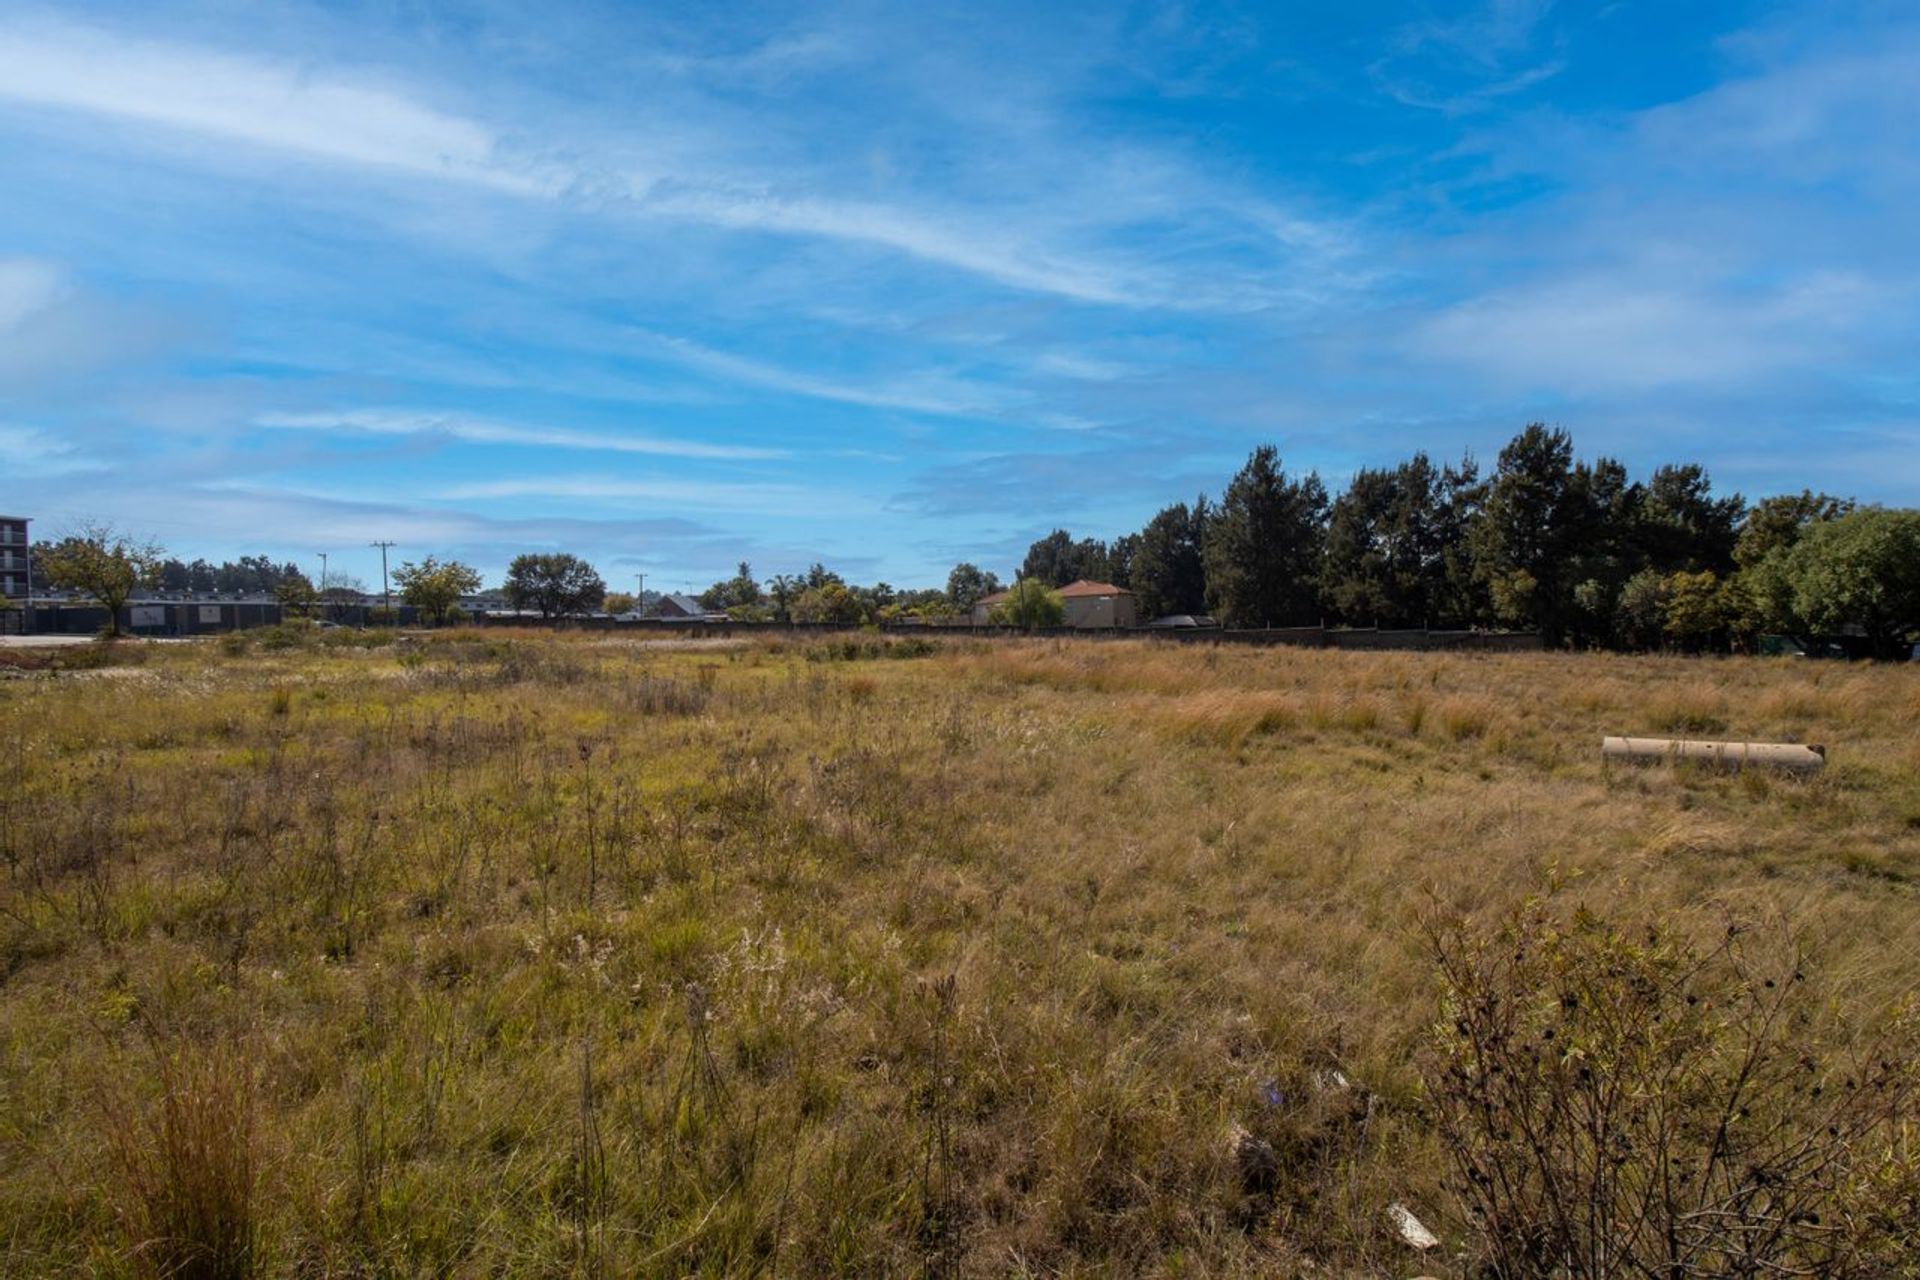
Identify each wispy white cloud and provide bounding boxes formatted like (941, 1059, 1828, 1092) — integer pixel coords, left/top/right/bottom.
(0, 257, 69, 328)
(1371, 0, 1564, 114)
(0, 21, 551, 194)
(437, 474, 862, 516)
(646, 189, 1139, 305)
(0, 17, 1352, 312)
(1029, 350, 1137, 382)
(1418, 268, 1886, 393)
(0, 423, 104, 476)
(636, 331, 1014, 418)
(257, 408, 786, 460)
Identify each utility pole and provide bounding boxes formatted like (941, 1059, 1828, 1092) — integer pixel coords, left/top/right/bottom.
(370, 541, 396, 621)
(634, 572, 646, 600)
(317, 551, 329, 591)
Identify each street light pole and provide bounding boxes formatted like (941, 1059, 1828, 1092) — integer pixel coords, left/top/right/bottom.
(370, 541, 396, 622)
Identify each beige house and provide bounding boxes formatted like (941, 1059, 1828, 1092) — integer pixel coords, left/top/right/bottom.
(972, 579, 1138, 629)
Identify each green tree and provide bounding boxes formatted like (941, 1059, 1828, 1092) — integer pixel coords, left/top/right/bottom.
(1322, 454, 1469, 628)
(892, 588, 956, 620)
(1205, 446, 1328, 627)
(945, 562, 1002, 611)
(1562, 456, 1643, 647)
(35, 523, 164, 637)
(991, 577, 1065, 628)
(1105, 533, 1138, 589)
(1020, 530, 1111, 588)
(765, 574, 800, 622)
(503, 553, 606, 620)
(394, 557, 483, 625)
(1638, 463, 1744, 573)
(1783, 508, 1920, 658)
(274, 569, 319, 618)
(1434, 457, 1488, 626)
(1129, 498, 1208, 620)
(1735, 491, 1854, 569)
(700, 561, 762, 612)
(1730, 493, 1855, 645)
(1612, 568, 1668, 650)
(1472, 425, 1604, 644)
(790, 581, 865, 624)
(1663, 569, 1727, 650)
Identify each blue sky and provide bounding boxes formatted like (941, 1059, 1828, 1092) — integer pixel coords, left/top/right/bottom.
(1, 0, 1915, 591)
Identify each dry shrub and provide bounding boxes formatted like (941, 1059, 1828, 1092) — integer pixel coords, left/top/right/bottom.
(106, 1047, 260, 1280)
(1754, 687, 1830, 724)
(1646, 684, 1730, 736)
(1644, 814, 1754, 860)
(1340, 697, 1384, 734)
(1435, 696, 1496, 741)
(1400, 693, 1429, 737)
(968, 642, 1203, 698)
(1156, 690, 1298, 747)
(623, 672, 711, 716)
(493, 643, 591, 686)
(1424, 901, 1920, 1278)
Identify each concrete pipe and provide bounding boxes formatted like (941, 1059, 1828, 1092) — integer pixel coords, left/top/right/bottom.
(1601, 736, 1826, 774)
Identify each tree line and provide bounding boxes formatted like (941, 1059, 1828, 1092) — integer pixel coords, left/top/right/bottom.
(999, 425, 1918, 657)
(23, 424, 1919, 653)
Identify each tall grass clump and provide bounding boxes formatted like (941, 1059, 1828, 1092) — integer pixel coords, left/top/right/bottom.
(106, 1048, 261, 1280)
(1435, 695, 1495, 741)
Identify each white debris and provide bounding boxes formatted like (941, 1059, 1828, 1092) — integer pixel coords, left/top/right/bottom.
(1388, 1202, 1440, 1250)
(1313, 1066, 1351, 1092)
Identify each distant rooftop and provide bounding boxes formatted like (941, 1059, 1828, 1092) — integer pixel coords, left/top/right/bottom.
(1056, 579, 1131, 598)
(976, 578, 1133, 606)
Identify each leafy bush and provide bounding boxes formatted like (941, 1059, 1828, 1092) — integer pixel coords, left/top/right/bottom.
(989, 578, 1065, 628)
(317, 626, 395, 650)
(803, 636, 939, 663)
(253, 621, 315, 651)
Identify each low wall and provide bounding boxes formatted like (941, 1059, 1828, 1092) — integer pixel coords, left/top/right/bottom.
(22, 601, 423, 634)
(14, 603, 1541, 653)
(476, 615, 1542, 652)
(1135, 626, 1541, 652)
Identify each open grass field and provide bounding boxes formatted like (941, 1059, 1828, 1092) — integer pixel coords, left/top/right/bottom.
(2, 629, 1918, 1276)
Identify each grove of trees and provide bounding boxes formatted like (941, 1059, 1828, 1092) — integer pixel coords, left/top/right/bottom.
(1000, 425, 1918, 655)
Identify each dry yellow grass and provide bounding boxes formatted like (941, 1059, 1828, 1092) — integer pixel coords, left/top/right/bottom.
(0, 630, 1915, 1274)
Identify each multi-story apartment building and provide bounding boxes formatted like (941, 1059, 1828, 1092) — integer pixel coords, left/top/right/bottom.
(0, 515, 30, 604)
